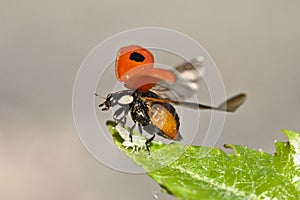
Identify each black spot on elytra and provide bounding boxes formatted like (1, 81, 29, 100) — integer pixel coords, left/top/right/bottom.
(130, 52, 145, 62)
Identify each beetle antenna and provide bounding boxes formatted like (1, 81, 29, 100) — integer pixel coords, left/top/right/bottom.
(95, 93, 105, 100)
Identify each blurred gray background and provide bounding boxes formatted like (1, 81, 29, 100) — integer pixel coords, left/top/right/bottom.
(1, 0, 300, 199)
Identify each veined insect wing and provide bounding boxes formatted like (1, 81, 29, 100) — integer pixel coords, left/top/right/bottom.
(151, 56, 205, 101)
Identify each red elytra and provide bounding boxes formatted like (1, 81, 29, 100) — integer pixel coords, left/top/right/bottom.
(115, 45, 176, 92)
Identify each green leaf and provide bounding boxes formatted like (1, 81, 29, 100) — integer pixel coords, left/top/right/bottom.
(106, 121, 300, 200)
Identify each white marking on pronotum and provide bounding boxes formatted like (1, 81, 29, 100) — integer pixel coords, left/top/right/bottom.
(117, 94, 134, 105)
(114, 123, 146, 152)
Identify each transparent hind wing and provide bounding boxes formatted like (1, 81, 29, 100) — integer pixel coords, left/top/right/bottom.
(151, 56, 205, 101)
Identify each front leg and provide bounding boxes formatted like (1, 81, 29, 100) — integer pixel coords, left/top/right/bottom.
(113, 106, 129, 125)
(113, 107, 124, 122)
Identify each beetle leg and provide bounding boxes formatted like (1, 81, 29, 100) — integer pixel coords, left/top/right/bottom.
(145, 134, 155, 155)
(121, 106, 129, 124)
(138, 123, 143, 135)
(113, 107, 124, 120)
(113, 106, 129, 125)
(129, 122, 136, 142)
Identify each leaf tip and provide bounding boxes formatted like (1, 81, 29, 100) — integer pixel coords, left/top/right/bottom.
(282, 129, 300, 139)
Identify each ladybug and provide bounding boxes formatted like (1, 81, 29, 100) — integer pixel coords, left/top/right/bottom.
(97, 45, 246, 153)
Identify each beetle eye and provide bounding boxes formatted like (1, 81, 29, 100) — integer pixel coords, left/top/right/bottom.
(106, 93, 112, 100)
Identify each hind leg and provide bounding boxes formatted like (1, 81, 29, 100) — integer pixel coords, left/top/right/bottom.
(145, 134, 155, 155)
(129, 122, 137, 142)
